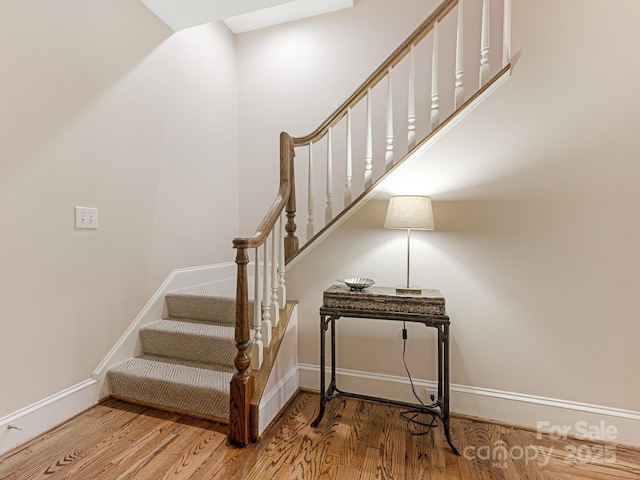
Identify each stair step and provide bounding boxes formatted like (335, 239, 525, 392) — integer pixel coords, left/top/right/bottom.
(107, 355, 234, 420)
(140, 319, 237, 366)
(164, 277, 254, 325)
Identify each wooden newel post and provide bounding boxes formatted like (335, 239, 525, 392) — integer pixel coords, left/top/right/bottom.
(229, 241, 254, 447)
(283, 135, 299, 261)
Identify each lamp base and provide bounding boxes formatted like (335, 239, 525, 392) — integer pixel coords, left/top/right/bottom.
(395, 286, 423, 295)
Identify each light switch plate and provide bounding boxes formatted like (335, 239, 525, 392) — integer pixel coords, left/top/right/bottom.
(75, 206, 98, 229)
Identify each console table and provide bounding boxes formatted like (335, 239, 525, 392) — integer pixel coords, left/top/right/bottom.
(310, 284, 460, 455)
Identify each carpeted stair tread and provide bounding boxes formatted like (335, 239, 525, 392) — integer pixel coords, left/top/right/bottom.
(165, 277, 254, 325)
(107, 355, 234, 419)
(140, 319, 237, 366)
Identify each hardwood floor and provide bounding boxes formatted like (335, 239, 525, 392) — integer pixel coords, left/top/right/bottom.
(1, 392, 638, 479)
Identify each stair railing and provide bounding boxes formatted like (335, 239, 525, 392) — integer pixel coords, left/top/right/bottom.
(230, 132, 294, 446)
(286, 0, 511, 260)
(231, 0, 511, 446)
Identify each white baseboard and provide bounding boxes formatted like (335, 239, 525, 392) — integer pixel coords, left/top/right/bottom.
(0, 379, 100, 456)
(298, 363, 640, 447)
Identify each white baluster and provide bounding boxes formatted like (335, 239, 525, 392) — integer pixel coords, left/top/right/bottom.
(307, 142, 315, 240)
(480, 0, 491, 86)
(261, 242, 272, 347)
(325, 127, 333, 224)
(277, 211, 286, 304)
(431, 21, 440, 131)
(345, 108, 353, 206)
(270, 229, 279, 327)
(364, 88, 373, 188)
(251, 247, 263, 370)
(503, 0, 512, 67)
(385, 68, 394, 171)
(455, 0, 465, 109)
(407, 45, 416, 150)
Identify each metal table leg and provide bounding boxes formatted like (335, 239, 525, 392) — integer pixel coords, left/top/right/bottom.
(328, 316, 337, 397)
(442, 324, 460, 455)
(311, 314, 328, 427)
(437, 326, 443, 402)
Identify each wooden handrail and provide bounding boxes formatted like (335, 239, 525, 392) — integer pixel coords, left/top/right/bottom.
(292, 0, 458, 147)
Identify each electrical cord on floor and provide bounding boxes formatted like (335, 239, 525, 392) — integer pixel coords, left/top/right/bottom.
(401, 322, 439, 436)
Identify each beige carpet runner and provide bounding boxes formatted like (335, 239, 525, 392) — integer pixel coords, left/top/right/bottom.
(107, 277, 254, 420)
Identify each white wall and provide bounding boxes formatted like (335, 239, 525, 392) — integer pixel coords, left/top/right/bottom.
(0, 1, 239, 418)
(238, 0, 640, 441)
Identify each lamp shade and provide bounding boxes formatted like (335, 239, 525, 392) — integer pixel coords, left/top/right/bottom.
(384, 195, 434, 230)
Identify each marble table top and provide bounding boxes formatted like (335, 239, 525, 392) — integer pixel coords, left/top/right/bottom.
(322, 284, 445, 315)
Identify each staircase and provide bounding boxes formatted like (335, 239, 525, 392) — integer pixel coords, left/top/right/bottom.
(102, 0, 512, 447)
(107, 277, 252, 421)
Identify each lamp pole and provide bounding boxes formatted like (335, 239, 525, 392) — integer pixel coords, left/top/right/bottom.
(406, 228, 412, 289)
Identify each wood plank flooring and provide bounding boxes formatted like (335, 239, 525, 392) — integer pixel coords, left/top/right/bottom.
(0, 392, 638, 479)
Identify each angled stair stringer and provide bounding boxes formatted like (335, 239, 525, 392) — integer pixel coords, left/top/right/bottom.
(287, 64, 511, 270)
(251, 301, 299, 440)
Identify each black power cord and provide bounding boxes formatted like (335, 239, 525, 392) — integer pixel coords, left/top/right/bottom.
(401, 322, 438, 435)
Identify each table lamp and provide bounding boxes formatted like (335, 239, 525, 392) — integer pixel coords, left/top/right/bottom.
(384, 195, 434, 294)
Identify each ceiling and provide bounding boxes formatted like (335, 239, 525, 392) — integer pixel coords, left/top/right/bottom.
(139, 0, 354, 34)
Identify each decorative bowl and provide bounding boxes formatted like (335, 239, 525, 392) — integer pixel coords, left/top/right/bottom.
(338, 277, 375, 291)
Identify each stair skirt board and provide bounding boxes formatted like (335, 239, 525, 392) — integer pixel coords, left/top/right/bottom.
(254, 304, 299, 437)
